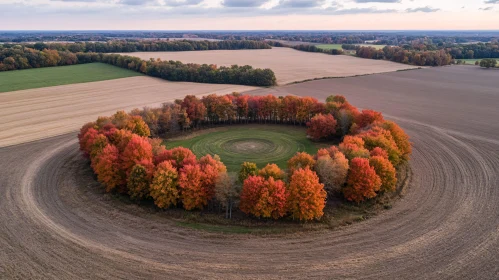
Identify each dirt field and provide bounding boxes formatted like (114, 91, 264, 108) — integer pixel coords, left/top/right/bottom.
(1, 66, 499, 279)
(118, 48, 419, 84)
(0, 76, 256, 147)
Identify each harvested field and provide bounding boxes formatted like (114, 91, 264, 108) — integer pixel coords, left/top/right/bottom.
(118, 48, 419, 84)
(1, 66, 499, 279)
(0, 76, 256, 147)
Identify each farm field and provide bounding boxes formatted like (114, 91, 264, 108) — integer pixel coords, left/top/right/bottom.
(0, 63, 142, 92)
(316, 44, 387, 50)
(118, 48, 418, 84)
(1, 66, 499, 278)
(0, 76, 256, 147)
(166, 125, 329, 172)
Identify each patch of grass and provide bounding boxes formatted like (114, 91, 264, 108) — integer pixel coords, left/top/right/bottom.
(0, 63, 142, 93)
(316, 44, 387, 51)
(457, 58, 498, 66)
(165, 125, 334, 172)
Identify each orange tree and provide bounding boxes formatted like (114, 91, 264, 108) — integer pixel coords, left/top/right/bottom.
(287, 168, 327, 221)
(239, 176, 288, 219)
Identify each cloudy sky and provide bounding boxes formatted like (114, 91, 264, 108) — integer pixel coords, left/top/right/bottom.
(1, 0, 498, 30)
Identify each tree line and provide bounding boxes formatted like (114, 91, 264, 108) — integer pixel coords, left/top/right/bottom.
(447, 42, 499, 59)
(1, 40, 272, 54)
(356, 46, 453, 66)
(0, 47, 277, 86)
(78, 93, 412, 221)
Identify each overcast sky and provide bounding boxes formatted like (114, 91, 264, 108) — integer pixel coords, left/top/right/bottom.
(1, 0, 498, 30)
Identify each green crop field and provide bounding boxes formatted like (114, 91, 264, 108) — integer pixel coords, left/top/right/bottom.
(165, 125, 332, 172)
(316, 44, 387, 51)
(0, 63, 142, 93)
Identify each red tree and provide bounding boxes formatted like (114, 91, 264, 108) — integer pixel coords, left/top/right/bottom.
(181, 95, 206, 127)
(94, 144, 124, 192)
(287, 167, 327, 221)
(121, 135, 153, 177)
(306, 113, 337, 141)
(343, 158, 382, 203)
(355, 109, 384, 128)
(79, 127, 98, 158)
(240, 176, 288, 219)
(370, 147, 389, 159)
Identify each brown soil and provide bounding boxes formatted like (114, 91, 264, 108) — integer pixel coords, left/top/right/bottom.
(117, 48, 418, 85)
(0, 76, 256, 148)
(1, 66, 498, 279)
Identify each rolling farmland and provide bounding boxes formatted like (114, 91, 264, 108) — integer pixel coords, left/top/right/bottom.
(1, 66, 499, 278)
(118, 48, 418, 84)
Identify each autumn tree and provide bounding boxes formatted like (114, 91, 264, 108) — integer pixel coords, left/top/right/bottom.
(240, 176, 288, 219)
(148, 138, 167, 156)
(154, 147, 197, 169)
(178, 164, 206, 210)
(370, 147, 389, 159)
(110, 129, 134, 152)
(199, 155, 227, 200)
(382, 121, 412, 162)
(79, 127, 99, 158)
(343, 158, 382, 203)
(287, 167, 327, 221)
(258, 163, 285, 180)
(355, 109, 384, 129)
(287, 152, 316, 176)
(78, 122, 96, 154)
(149, 161, 179, 209)
(359, 126, 401, 166)
(94, 144, 124, 192)
(238, 162, 259, 183)
(111, 110, 130, 129)
(314, 151, 349, 193)
(121, 135, 153, 177)
(89, 134, 109, 168)
(215, 172, 241, 219)
(369, 156, 397, 193)
(306, 113, 337, 141)
(338, 136, 370, 160)
(125, 115, 151, 137)
(181, 95, 206, 127)
(127, 162, 153, 200)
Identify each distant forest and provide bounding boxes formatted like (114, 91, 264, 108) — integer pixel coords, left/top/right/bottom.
(0, 40, 271, 53)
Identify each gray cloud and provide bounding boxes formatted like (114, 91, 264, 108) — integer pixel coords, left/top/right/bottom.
(484, 0, 499, 3)
(222, 0, 270, 7)
(164, 0, 203, 6)
(276, 0, 326, 8)
(405, 6, 439, 13)
(479, 6, 493, 10)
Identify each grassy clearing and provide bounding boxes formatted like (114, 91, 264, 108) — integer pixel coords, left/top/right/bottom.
(165, 125, 334, 172)
(0, 63, 142, 93)
(316, 44, 387, 51)
(457, 58, 497, 66)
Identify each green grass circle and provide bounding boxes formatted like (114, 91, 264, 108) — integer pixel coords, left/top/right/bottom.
(166, 125, 325, 172)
